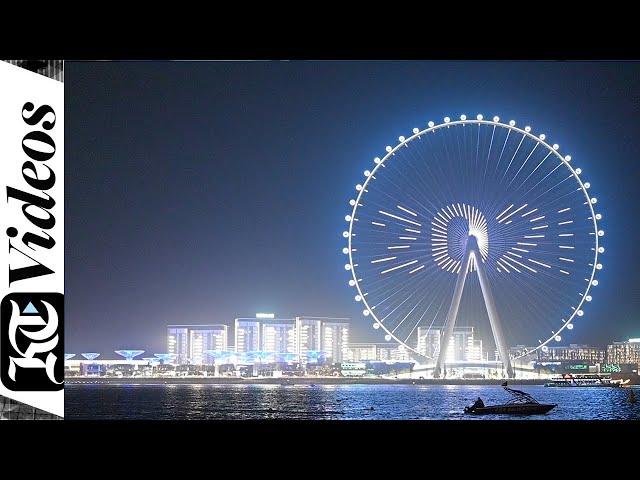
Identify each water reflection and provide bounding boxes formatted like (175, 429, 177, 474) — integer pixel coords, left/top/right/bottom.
(65, 384, 640, 420)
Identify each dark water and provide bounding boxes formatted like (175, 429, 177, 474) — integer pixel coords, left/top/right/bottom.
(65, 384, 640, 420)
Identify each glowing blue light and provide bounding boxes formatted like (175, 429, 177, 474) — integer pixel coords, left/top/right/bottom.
(205, 350, 235, 361)
(115, 349, 145, 361)
(277, 352, 298, 362)
(64, 353, 76, 361)
(306, 350, 326, 364)
(154, 353, 177, 364)
(81, 352, 100, 361)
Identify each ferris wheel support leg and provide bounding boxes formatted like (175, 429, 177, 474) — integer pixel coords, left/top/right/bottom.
(432, 243, 474, 379)
(473, 243, 515, 379)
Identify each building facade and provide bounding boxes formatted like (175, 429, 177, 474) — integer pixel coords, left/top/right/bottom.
(417, 327, 441, 359)
(538, 344, 606, 363)
(261, 318, 296, 359)
(321, 320, 350, 363)
(348, 343, 411, 362)
(417, 326, 482, 362)
(607, 339, 640, 366)
(234, 318, 261, 354)
(167, 325, 228, 365)
(167, 326, 190, 364)
(296, 317, 323, 363)
(189, 325, 228, 365)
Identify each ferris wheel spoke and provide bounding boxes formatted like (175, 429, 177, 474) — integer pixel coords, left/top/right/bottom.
(493, 127, 512, 178)
(345, 116, 602, 361)
(511, 150, 554, 197)
(506, 142, 540, 190)
(500, 133, 527, 183)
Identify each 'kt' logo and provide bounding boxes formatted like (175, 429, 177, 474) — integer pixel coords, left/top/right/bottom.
(1, 293, 64, 391)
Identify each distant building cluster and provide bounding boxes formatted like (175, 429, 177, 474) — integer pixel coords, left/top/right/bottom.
(64, 311, 640, 379)
(508, 338, 640, 375)
(166, 315, 350, 365)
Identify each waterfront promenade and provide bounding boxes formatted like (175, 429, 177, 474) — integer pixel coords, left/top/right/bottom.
(66, 376, 548, 386)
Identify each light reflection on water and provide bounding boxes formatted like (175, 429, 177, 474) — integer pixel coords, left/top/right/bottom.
(65, 384, 640, 420)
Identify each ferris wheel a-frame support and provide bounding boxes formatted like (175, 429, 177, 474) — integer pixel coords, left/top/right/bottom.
(432, 235, 514, 379)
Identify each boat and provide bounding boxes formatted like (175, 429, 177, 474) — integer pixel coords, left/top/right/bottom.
(464, 383, 556, 416)
(612, 372, 640, 386)
(465, 402, 556, 415)
(544, 373, 622, 387)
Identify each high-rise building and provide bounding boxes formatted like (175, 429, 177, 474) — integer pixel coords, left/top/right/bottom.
(167, 326, 189, 364)
(417, 326, 481, 362)
(188, 325, 228, 365)
(234, 318, 261, 354)
(417, 327, 441, 359)
(607, 339, 640, 366)
(468, 338, 484, 362)
(449, 327, 475, 362)
(261, 318, 296, 359)
(296, 317, 323, 363)
(321, 319, 350, 363)
(167, 325, 228, 365)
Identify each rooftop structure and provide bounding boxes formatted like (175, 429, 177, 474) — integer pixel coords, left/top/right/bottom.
(114, 350, 145, 361)
(81, 353, 101, 361)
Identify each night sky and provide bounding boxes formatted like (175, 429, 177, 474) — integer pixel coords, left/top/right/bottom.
(65, 61, 640, 355)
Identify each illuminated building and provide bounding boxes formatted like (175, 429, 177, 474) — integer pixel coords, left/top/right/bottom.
(234, 318, 261, 354)
(468, 338, 484, 362)
(347, 343, 410, 362)
(296, 317, 323, 363)
(321, 319, 350, 363)
(166, 325, 228, 365)
(188, 325, 228, 365)
(417, 327, 441, 359)
(167, 325, 189, 364)
(261, 318, 296, 360)
(607, 338, 640, 366)
(417, 326, 482, 362)
(378, 344, 411, 361)
(537, 344, 606, 363)
(347, 343, 378, 361)
(64, 354, 76, 361)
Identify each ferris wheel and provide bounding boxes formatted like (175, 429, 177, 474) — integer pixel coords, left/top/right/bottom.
(342, 114, 603, 377)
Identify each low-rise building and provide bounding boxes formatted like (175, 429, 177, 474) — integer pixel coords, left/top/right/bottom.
(607, 338, 640, 367)
(538, 344, 606, 363)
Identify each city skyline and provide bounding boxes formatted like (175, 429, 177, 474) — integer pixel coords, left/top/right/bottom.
(64, 311, 638, 359)
(65, 61, 640, 354)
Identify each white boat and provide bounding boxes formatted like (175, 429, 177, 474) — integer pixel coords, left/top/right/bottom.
(544, 374, 622, 387)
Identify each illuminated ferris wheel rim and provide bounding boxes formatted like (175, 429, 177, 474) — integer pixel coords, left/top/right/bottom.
(343, 114, 603, 361)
